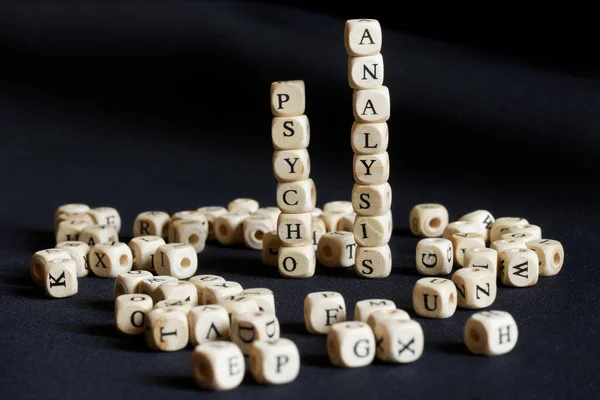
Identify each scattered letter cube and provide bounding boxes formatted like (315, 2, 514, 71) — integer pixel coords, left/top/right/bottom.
(452, 267, 497, 309)
(374, 319, 424, 364)
(89, 242, 133, 278)
(464, 310, 518, 356)
(409, 203, 449, 238)
(55, 241, 91, 278)
(114, 270, 153, 298)
(317, 231, 357, 268)
(464, 248, 498, 276)
(154, 243, 198, 279)
(44, 258, 78, 298)
(188, 304, 230, 345)
(499, 248, 539, 287)
(243, 215, 275, 250)
(250, 338, 300, 385)
(128, 235, 166, 270)
(526, 239, 564, 276)
(413, 277, 457, 319)
(450, 232, 486, 268)
(145, 307, 189, 351)
(262, 231, 281, 267)
(231, 311, 280, 355)
(304, 291, 346, 334)
(415, 238, 453, 276)
(168, 220, 208, 253)
(191, 342, 245, 391)
(354, 299, 396, 322)
(133, 211, 170, 239)
(327, 321, 375, 368)
(115, 293, 153, 335)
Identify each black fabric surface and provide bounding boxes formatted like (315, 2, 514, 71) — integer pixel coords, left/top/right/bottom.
(1, 2, 599, 399)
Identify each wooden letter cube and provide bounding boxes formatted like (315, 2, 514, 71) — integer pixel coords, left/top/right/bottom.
(323, 201, 354, 214)
(55, 220, 90, 244)
(231, 311, 280, 355)
(317, 231, 357, 268)
(353, 212, 393, 247)
(464, 248, 498, 275)
(250, 338, 300, 385)
(171, 210, 207, 224)
(452, 267, 497, 309)
(353, 152, 390, 185)
(168, 220, 208, 253)
(243, 215, 276, 250)
(355, 245, 392, 278)
(304, 291, 346, 334)
(154, 243, 198, 279)
(203, 281, 244, 305)
(133, 211, 170, 238)
(354, 299, 396, 322)
(188, 305, 230, 345)
(128, 236, 166, 270)
(154, 299, 193, 313)
(55, 203, 90, 223)
(239, 288, 276, 314)
(443, 221, 483, 240)
(277, 212, 313, 246)
(87, 206, 121, 233)
(89, 242, 133, 278)
(189, 275, 226, 303)
(273, 149, 311, 182)
(348, 53, 384, 89)
(367, 308, 410, 330)
(278, 245, 315, 278)
(270, 80, 305, 117)
(450, 232, 486, 268)
(137, 275, 177, 303)
(506, 224, 542, 240)
(44, 258, 78, 298)
(413, 277, 457, 319)
(191, 342, 245, 391)
(351, 121, 388, 155)
(227, 198, 260, 214)
(262, 231, 281, 267)
(490, 217, 529, 243)
(276, 179, 316, 214)
(327, 321, 375, 367)
(409, 203, 449, 238)
(79, 224, 118, 247)
(501, 232, 537, 243)
(353, 86, 390, 123)
(464, 310, 518, 356)
(415, 238, 453, 276)
(114, 270, 153, 298)
(145, 307, 189, 351)
(499, 248, 539, 287)
(352, 182, 392, 216)
(319, 211, 346, 233)
(30, 248, 72, 285)
(459, 209, 495, 243)
(218, 296, 260, 323)
(527, 239, 564, 276)
(197, 206, 228, 240)
(215, 212, 249, 246)
(54, 211, 94, 233)
(344, 19, 382, 56)
(55, 241, 90, 278)
(253, 207, 281, 227)
(491, 239, 528, 270)
(156, 280, 199, 305)
(115, 293, 153, 335)
(272, 115, 310, 150)
(375, 319, 424, 364)
(336, 213, 356, 232)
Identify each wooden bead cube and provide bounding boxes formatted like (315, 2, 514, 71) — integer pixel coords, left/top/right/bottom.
(450, 232, 486, 268)
(415, 238, 453, 276)
(54, 212, 94, 233)
(501, 232, 537, 243)
(367, 308, 410, 330)
(348, 53, 384, 89)
(499, 248, 539, 287)
(218, 296, 260, 324)
(145, 307, 189, 351)
(189, 275, 226, 303)
(154, 243, 197, 279)
(353, 212, 393, 247)
(44, 258, 78, 298)
(243, 215, 276, 250)
(278, 245, 316, 278)
(374, 319, 424, 364)
(336, 213, 356, 232)
(128, 236, 166, 271)
(231, 311, 280, 355)
(355, 245, 392, 278)
(262, 231, 281, 267)
(276, 179, 316, 214)
(171, 210, 207, 223)
(317, 231, 357, 268)
(191, 342, 245, 391)
(188, 305, 230, 345)
(228, 198, 260, 214)
(89, 242, 133, 278)
(169, 220, 208, 253)
(319, 211, 346, 232)
(215, 212, 249, 246)
(250, 338, 300, 385)
(464, 248, 498, 275)
(156, 280, 199, 306)
(327, 321, 375, 367)
(277, 212, 313, 246)
(137, 275, 177, 303)
(351, 121, 388, 155)
(491, 239, 528, 270)
(452, 267, 497, 309)
(273, 149, 311, 182)
(239, 288, 276, 314)
(87, 206, 121, 233)
(459, 209, 495, 243)
(489, 217, 529, 243)
(323, 201, 354, 214)
(55, 219, 90, 243)
(115, 293, 153, 335)
(272, 115, 310, 150)
(203, 281, 244, 305)
(253, 207, 281, 227)
(354, 299, 396, 322)
(506, 224, 542, 240)
(55, 203, 90, 222)
(312, 216, 327, 249)
(114, 270, 153, 298)
(30, 248, 72, 285)
(55, 241, 90, 278)
(409, 203, 449, 238)
(79, 224, 118, 247)
(344, 18, 382, 56)
(270, 80, 305, 117)
(154, 299, 193, 313)
(197, 206, 228, 241)
(353, 152, 389, 185)
(527, 239, 564, 276)
(351, 183, 392, 216)
(413, 277, 457, 319)
(133, 211, 170, 239)
(464, 310, 518, 356)
(304, 291, 346, 334)
(353, 86, 390, 123)
(443, 221, 482, 240)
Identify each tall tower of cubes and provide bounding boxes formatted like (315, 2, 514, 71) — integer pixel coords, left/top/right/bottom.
(345, 19, 392, 278)
(270, 80, 317, 279)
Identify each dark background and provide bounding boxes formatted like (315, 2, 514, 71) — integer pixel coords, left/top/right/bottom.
(1, 2, 599, 399)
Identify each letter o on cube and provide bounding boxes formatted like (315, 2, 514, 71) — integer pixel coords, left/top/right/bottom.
(191, 342, 245, 391)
